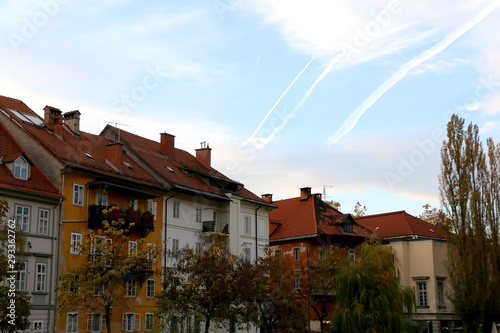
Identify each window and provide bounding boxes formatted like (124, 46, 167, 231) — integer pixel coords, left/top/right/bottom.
(348, 248, 356, 261)
(15, 261, 26, 291)
(130, 199, 138, 210)
(69, 275, 79, 293)
(127, 278, 137, 297)
(33, 321, 43, 333)
(73, 184, 84, 206)
(14, 156, 29, 179)
(96, 191, 108, 206)
(38, 209, 49, 235)
(275, 249, 282, 258)
(145, 313, 154, 331)
(437, 281, 446, 307)
(87, 313, 102, 333)
(417, 282, 428, 307)
(172, 239, 179, 251)
(129, 241, 138, 256)
(196, 206, 202, 223)
(294, 248, 300, 261)
(122, 313, 140, 332)
(146, 279, 155, 298)
(318, 247, 326, 260)
(294, 273, 301, 290)
(195, 242, 202, 256)
(244, 216, 252, 234)
(344, 221, 353, 233)
(148, 201, 157, 219)
(70, 233, 82, 254)
(147, 243, 156, 262)
(66, 313, 78, 332)
(173, 200, 180, 218)
(243, 247, 251, 261)
(36, 263, 47, 292)
(15, 205, 30, 232)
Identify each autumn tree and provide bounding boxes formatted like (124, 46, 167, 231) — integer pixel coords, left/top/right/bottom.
(57, 206, 158, 333)
(439, 115, 500, 332)
(157, 234, 240, 333)
(332, 239, 415, 333)
(0, 199, 31, 333)
(419, 204, 451, 227)
(352, 201, 367, 217)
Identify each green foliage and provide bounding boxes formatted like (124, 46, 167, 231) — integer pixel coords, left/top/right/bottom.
(440, 115, 500, 332)
(57, 207, 158, 333)
(331, 239, 415, 333)
(0, 199, 31, 333)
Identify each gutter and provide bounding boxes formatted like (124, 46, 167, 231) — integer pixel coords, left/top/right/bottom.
(163, 192, 179, 285)
(254, 205, 261, 260)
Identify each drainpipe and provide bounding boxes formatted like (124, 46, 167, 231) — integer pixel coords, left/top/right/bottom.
(49, 197, 63, 333)
(163, 192, 178, 285)
(254, 205, 261, 261)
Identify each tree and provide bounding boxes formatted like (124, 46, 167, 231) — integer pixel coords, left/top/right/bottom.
(0, 199, 31, 333)
(332, 239, 415, 333)
(418, 204, 451, 226)
(56, 206, 158, 333)
(157, 234, 239, 333)
(439, 115, 500, 332)
(352, 201, 367, 217)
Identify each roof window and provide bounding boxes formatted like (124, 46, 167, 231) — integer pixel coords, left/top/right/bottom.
(123, 161, 133, 169)
(85, 153, 95, 161)
(9, 108, 45, 127)
(166, 166, 174, 173)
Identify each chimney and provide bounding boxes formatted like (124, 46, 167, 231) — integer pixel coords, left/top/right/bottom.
(160, 133, 175, 157)
(63, 110, 81, 135)
(313, 193, 322, 200)
(105, 142, 123, 169)
(43, 106, 62, 131)
(196, 142, 212, 168)
(54, 115, 63, 137)
(262, 194, 273, 203)
(300, 187, 312, 200)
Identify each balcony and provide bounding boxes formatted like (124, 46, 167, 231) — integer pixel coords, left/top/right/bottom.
(88, 205, 155, 237)
(202, 220, 229, 234)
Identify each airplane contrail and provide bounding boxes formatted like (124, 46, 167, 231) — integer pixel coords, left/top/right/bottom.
(243, 56, 315, 147)
(255, 52, 344, 149)
(327, 0, 500, 144)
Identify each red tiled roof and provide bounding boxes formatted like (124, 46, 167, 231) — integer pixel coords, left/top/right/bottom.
(0, 121, 63, 198)
(0, 96, 162, 189)
(355, 210, 447, 240)
(269, 194, 372, 240)
(107, 126, 271, 204)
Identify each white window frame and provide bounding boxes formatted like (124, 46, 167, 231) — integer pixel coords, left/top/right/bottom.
(87, 313, 103, 333)
(195, 242, 202, 256)
(127, 278, 137, 297)
(70, 233, 82, 254)
(66, 312, 78, 333)
(16, 261, 26, 291)
(417, 282, 428, 307)
(35, 263, 47, 292)
(244, 216, 252, 235)
(122, 313, 140, 332)
(243, 247, 251, 261)
(146, 279, 155, 298)
(348, 248, 356, 261)
(148, 200, 157, 220)
(73, 184, 84, 206)
(172, 239, 179, 251)
(14, 156, 29, 180)
(437, 280, 446, 307)
(128, 241, 138, 256)
(145, 312, 154, 331)
(96, 191, 108, 206)
(15, 204, 30, 232)
(38, 208, 49, 235)
(33, 320, 43, 333)
(173, 200, 180, 218)
(146, 243, 156, 262)
(196, 206, 202, 223)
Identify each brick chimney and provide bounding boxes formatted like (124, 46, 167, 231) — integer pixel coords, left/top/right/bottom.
(105, 142, 123, 169)
(300, 187, 312, 200)
(63, 110, 81, 135)
(261, 194, 273, 203)
(160, 133, 175, 157)
(313, 193, 322, 200)
(196, 142, 212, 168)
(43, 106, 62, 131)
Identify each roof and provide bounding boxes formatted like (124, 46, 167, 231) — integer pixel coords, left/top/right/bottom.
(0, 121, 63, 199)
(269, 193, 372, 241)
(0, 96, 162, 190)
(355, 210, 447, 240)
(103, 125, 273, 205)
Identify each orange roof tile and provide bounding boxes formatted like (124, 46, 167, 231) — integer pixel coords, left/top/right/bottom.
(355, 210, 447, 240)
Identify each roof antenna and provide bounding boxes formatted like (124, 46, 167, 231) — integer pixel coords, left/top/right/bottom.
(107, 122, 130, 142)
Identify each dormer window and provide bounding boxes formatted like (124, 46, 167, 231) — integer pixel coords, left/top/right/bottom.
(14, 156, 29, 180)
(344, 221, 353, 233)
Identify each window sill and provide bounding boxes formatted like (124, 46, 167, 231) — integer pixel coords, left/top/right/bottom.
(32, 291, 48, 295)
(416, 306, 430, 309)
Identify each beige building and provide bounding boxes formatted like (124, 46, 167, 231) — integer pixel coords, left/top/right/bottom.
(357, 211, 460, 333)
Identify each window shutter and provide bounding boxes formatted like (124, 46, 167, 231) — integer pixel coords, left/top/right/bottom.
(134, 314, 140, 331)
(122, 313, 126, 331)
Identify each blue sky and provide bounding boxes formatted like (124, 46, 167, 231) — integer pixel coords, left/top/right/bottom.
(1, 0, 500, 216)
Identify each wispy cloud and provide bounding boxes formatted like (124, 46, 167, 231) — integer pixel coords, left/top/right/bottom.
(328, 0, 500, 144)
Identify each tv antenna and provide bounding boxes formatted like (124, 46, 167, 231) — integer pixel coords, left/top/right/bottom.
(107, 122, 130, 142)
(322, 185, 332, 200)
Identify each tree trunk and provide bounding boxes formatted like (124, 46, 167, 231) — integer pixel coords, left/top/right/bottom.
(204, 316, 211, 333)
(106, 305, 112, 333)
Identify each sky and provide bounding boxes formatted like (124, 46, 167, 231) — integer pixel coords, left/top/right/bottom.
(1, 0, 500, 217)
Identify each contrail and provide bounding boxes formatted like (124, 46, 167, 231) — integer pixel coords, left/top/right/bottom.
(328, 0, 500, 144)
(255, 52, 344, 149)
(243, 56, 315, 147)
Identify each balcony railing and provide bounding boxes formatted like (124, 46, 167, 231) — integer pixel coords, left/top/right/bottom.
(88, 205, 155, 237)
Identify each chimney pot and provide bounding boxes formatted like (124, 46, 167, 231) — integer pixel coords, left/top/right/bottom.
(300, 187, 312, 200)
(262, 194, 273, 203)
(160, 133, 175, 157)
